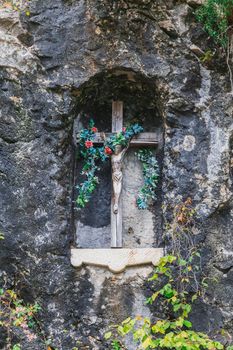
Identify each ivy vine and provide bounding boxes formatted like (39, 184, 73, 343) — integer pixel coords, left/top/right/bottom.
(136, 149, 159, 209)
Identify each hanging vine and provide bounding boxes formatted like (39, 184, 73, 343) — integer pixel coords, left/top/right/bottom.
(135, 149, 159, 209)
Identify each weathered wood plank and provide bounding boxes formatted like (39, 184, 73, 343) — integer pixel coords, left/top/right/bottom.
(130, 132, 159, 146)
(112, 101, 123, 132)
(111, 197, 123, 248)
(91, 132, 159, 145)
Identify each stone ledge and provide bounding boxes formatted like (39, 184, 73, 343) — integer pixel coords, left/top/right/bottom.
(71, 248, 164, 273)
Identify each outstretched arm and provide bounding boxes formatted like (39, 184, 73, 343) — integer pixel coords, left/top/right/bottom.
(120, 143, 130, 159)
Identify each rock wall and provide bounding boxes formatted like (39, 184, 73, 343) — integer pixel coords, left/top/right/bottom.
(0, 0, 232, 349)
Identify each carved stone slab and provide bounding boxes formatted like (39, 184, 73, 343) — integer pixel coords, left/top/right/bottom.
(71, 248, 164, 273)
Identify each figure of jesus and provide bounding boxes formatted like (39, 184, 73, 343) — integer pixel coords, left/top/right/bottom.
(111, 144, 128, 215)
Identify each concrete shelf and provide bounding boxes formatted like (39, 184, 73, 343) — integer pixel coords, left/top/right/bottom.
(71, 248, 164, 273)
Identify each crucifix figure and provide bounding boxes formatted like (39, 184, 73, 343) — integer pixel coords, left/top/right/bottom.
(111, 144, 127, 215)
(90, 101, 159, 248)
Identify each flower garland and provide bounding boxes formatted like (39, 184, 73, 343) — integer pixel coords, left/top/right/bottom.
(76, 120, 159, 209)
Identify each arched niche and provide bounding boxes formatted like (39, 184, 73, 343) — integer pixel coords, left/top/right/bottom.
(71, 68, 164, 272)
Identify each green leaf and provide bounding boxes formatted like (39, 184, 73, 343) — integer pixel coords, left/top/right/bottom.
(104, 332, 112, 340)
(148, 273, 158, 281)
(178, 258, 187, 266)
(173, 303, 181, 312)
(111, 340, 121, 350)
(12, 345, 21, 350)
(201, 281, 208, 288)
(122, 317, 131, 324)
(191, 294, 197, 302)
(183, 320, 192, 328)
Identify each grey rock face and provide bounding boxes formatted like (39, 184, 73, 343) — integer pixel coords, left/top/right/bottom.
(0, 1, 233, 349)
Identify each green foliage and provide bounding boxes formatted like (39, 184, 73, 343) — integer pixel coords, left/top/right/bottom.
(106, 253, 225, 350)
(111, 340, 122, 350)
(76, 121, 159, 210)
(136, 149, 159, 209)
(0, 289, 41, 348)
(1, 0, 30, 15)
(0, 287, 60, 347)
(104, 331, 112, 340)
(105, 199, 233, 350)
(196, 0, 233, 47)
(200, 49, 214, 63)
(12, 344, 21, 350)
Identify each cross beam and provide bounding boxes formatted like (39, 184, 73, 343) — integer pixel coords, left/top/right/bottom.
(92, 132, 159, 146)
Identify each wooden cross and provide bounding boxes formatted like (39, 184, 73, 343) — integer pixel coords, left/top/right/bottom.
(90, 101, 159, 248)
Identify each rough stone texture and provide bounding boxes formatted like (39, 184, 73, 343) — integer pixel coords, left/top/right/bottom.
(0, 0, 233, 349)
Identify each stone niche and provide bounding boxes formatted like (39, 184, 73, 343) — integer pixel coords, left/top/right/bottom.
(71, 69, 164, 272)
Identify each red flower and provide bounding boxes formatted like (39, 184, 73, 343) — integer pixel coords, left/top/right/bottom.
(91, 127, 98, 133)
(122, 127, 126, 132)
(85, 140, 93, 148)
(105, 146, 112, 155)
